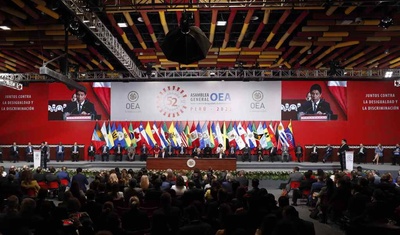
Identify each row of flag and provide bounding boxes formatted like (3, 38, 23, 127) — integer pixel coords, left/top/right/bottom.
(91, 121, 296, 153)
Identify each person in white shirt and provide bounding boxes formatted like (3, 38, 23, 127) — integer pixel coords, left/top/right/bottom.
(216, 144, 224, 159)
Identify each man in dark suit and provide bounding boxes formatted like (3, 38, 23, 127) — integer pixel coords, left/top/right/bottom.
(228, 145, 237, 158)
(140, 143, 148, 161)
(275, 206, 315, 235)
(10, 142, 19, 163)
(242, 144, 251, 162)
(114, 143, 124, 161)
(26, 142, 34, 162)
(177, 144, 186, 157)
(297, 83, 333, 120)
(101, 144, 109, 162)
(269, 145, 277, 162)
(71, 142, 80, 162)
(322, 144, 333, 163)
(203, 144, 212, 158)
(63, 89, 97, 120)
(151, 192, 182, 235)
(295, 144, 303, 162)
(0, 146, 3, 163)
(71, 167, 88, 193)
(56, 142, 65, 162)
(338, 139, 350, 171)
(165, 143, 174, 158)
(310, 144, 318, 163)
(40, 142, 47, 168)
(393, 143, 400, 165)
(88, 143, 95, 162)
(356, 143, 366, 164)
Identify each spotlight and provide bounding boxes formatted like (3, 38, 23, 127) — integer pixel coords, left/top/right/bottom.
(384, 71, 393, 78)
(69, 19, 80, 31)
(379, 17, 393, 29)
(394, 80, 400, 87)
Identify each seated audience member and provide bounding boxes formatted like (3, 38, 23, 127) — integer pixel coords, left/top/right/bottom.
(322, 144, 333, 163)
(275, 206, 315, 235)
(372, 143, 384, 165)
(151, 192, 182, 235)
(285, 167, 304, 192)
(292, 171, 316, 206)
(121, 196, 150, 232)
(356, 143, 366, 164)
(20, 170, 40, 197)
(310, 144, 318, 163)
(171, 176, 187, 196)
(392, 143, 400, 165)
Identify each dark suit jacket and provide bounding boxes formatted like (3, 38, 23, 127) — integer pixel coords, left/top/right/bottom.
(64, 100, 96, 116)
(26, 146, 33, 155)
(71, 173, 88, 192)
(338, 144, 350, 156)
(177, 146, 186, 155)
(298, 99, 333, 116)
(10, 145, 18, 155)
(114, 146, 124, 154)
(101, 145, 109, 154)
(71, 145, 79, 154)
(88, 145, 95, 155)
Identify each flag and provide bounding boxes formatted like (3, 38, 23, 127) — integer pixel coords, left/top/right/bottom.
(284, 120, 296, 149)
(246, 122, 257, 148)
(159, 122, 169, 148)
(190, 122, 199, 147)
(184, 123, 192, 147)
(139, 122, 150, 147)
(122, 123, 131, 147)
(222, 122, 227, 148)
(152, 122, 162, 147)
(260, 122, 273, 149)
(145, 122, 156, 147)
(179, 122, 189, 147)
(174, 121, 183, 146)
(201, 122, 210, 147)
(277, 121, 289, 150)
(226, 122, 236, 147)
(236, 122, 247, 146)
(210, 122, 217, 148)
(197, 122, 204, 149)
(107, 122, 114, 148)
(168, 122, 178, 147)
(128, 122, 137, 148)
(101, 122, 111, 147)
(92, 82, 111, 116)
(114, 123, 127, 147)
(327, 81, 347, 118)
(215, 122, 224, 148)
(111, 122, 118, 146)
(268, 121, 278, 147)
(91, 122, 105, 151)
(233, 122, 246, 149)
(95, 122, 104, 141)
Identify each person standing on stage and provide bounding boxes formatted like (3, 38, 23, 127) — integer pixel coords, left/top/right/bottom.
(140, 143, 148, 161)
(153, 143, 161, 158)
(322, 144, 333, 163)
(88, 143, 95, 162)
(45, 141, 50, 162)
(338, 139, 350, 171)
(40, 142, 48, 169)
(257, 145, 264, 162)
(114, 143, 124, 162)
(71, 142, 80, 162)
(26, 142, 34, 162)
(295, 144, 303, 163)
(242, 144, 251, 162)
(56, 142, 65, 162)
(127, 143, 135, 161)
(101, 144, 109, 162)
(216, 144, 224, 159)
(10, 142, 19, 163)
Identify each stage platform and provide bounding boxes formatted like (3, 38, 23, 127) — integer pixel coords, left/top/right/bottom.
(1, 160, 399, 176)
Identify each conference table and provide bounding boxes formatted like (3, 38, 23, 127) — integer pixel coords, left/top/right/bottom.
(146, 157, 237, 171)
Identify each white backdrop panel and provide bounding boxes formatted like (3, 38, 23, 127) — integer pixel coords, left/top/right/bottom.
(111, 81, 281, 121)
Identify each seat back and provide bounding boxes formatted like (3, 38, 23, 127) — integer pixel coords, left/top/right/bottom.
(48, 181, 59, 189)
(290, 181, 301, 189)
(38, 181, 48, 190)
(60, 179, 69, 186)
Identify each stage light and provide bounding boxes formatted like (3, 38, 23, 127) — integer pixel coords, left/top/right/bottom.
(69, 19, 80, 31)
(385, 71, 393, 78)
(379, 16, 393, 29)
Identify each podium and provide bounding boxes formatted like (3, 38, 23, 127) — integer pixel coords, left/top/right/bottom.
(65, 115, 93, 121)
(300, 114, 329, 121)
(33, 150, 41, 168)
(345, 151, 354, 171)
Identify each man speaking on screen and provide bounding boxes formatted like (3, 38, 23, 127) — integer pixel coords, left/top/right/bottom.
(297, 84, 333, 120)
(63, 89, 97, 120)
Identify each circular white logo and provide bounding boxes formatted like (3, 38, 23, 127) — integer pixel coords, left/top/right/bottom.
(187, 158, 196, 168)
(157, 85, 187, 117)
(252, 90, 264, 101)
(128, 91, 139, 102)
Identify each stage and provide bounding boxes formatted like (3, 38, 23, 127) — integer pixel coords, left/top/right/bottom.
(1, 159, 399, 176)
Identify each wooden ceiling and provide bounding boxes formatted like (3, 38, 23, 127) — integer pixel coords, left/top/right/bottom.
(1, 0, 400, 75)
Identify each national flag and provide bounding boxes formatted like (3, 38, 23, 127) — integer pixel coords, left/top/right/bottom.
(215, 122, 224, 148)
(107, 122, 114, 148)
(101, 122, 111, 148)
(91, 122, 105, 151)
(139, 122, 150, 147)
(145, 122, 156, 147)
(222, 122, 227, 148)
(179, 122, 189, 147)
(159, 122, 169, 148)
(260, 122, 273, 149)
(210, 122, 217, 148)
(190, 122, 199, 147)
(236, 122, 247, 145)
(168, 122, 178, 147)
(246, 122, 257, 148)
(268, 121, 278, 147)
(327, 81, 347, 118)
(152, 122, 162, 147)
(95, 122, 104, 141)
(111, 122, 118, 145)
(201, 122, 210, 147)
(92, 82, 111, 116)
(128, 122, 137, 148)
(122, 123, 131, 147)
(277, 121, 289, 150)
(284, 120, 296, 149)
(174, 121, 183, 146)
(233, 122, 246, 149)
(197, 122, 204, 149)
(226, 122, 236, 147)
(113, 123, 126, 147)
